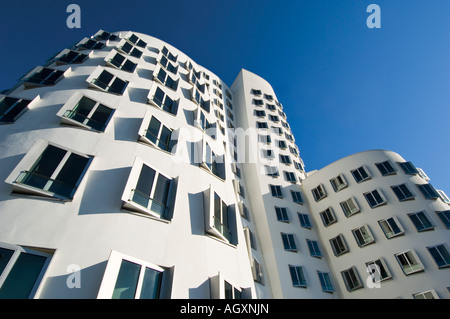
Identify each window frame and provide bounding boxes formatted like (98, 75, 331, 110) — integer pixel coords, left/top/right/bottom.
(281, 233, 297, 252)
(408, 211, 434, 232)
(275, 207, 289, 223)
(341, 266, 363, 292)
(378, 216, 405, 239)
(0, 95, 36, 124)
(330, 234, 349, 256)
(289, 265, 307, 287)
(340, 197, 360, 217)
(391, 184, 415, 202)
(87, 68, 128, 95)
(364, 189, 387, 208)
(417, 183, 440, 200)
(427, 243, 450, 269)
(319, 207, 337, 227)
(330, 174, 348, 192)
(270, 184, 283, 198)
(352, 224, 375, 247)
(394, 249, 425, 275)
(311, 184, 327, 202)
(351, 165, 371, 183)
(375, 160, 397, 176)
(306, 239, 322, 258)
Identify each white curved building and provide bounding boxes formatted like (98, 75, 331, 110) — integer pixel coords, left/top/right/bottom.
(0, 30, 448, 299)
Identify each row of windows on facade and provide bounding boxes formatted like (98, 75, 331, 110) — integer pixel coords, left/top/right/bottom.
(0, 240, 258, 299)
(311, 160, 449, 204)
(250, 88, 284, 111)
(1, 33, 233, 136)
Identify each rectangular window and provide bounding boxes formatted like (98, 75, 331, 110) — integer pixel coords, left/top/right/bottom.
(97, 251, 168, 299)
(340, 197, 360, 217)
(437, 189, 450, 204)
(352, 225, 375, 247)
(318, 272, 334, 293)
(413, 290, 439, 299)
(14, 144, 91, 200)
(269, 115, 279, 122)
(259, 134, 271, 144)
(77, 38, 105, 50)
(24, 67, 65, 87)
(341, 267, 363, 291)
(126, 163, 173, 220)
(255, 110, 266, 117)
(142, 116, 174, 152)
(436, 210, 450, 229)
(154, 67, 178, 91)
(161, 46, 177, 62)
(90, 70, 128, 95)
(291, 190, 303, 204)
(270, 185, 283, 198)
(364, 189, 386, 208)
(127, 34, 147, 48)
(427, 244, 450, 268)
(0, 242, 52, 299)
(320, 207, 337, 227)
(107, 52, 137, 72)
(0, 96, 33, 124)
(351, 166, 371, 183)
(159, 55, 178, 74)
(56, 50, 88, 65)
(257, 121, 268, 129)
(395, 250, 424, 275)
(251, 89, 262, 95)
(275, 207, 289, 222)
(264, 165, 279, 177)
(391, 184, 414, 201)
(253, 99, 264, 105)
(330, 174, 348, 192)
(281, 233, 297, 252)
(289, 265, 307, 287)
(298, 213, 311, 229)
(312, 184, 327, 202)
(150, 86, 179, 115)
(365, 258, 392, 283)
(378, 217, 404, 239)
(278, 140, 287, 149)
(375, 161, 396, 176)
(62, 95, 114, 132)
(330, 234, 349, 256)
(118, 40, 143, 58)
(398, 161, 419, 175)
(280, 155, 292, 165)
(417, 183, 440, 200)
(306, 239, 322, 258)
(408, 211, 434, 232)
(284, 171, 297, 183)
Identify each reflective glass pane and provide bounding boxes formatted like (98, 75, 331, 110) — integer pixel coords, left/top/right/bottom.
(139, 267, 162, 299)
(24, 145, 66, 189)
(0, 252, 47, 299)
(112, 260, 141, 299)
(0, 248, 14, 276)
(51, 152, 89, 198)
(89, 104, 113, 131)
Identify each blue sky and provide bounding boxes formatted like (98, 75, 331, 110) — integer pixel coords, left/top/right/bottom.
(0, 0, 449, 191)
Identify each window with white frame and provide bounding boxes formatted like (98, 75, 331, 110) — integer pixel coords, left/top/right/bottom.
(291, 190, 303, 204)
(259, 134, 271, 144)
(55, 49, 88, 65)
(0, 95, 34, 124)
(0, 242, 52, 299)
(394, 249, 424, 275)
(417, 183, 440, 200)
(161, 46, 177, 63)
(252, 259, 264, 285)
(341, 267, 363, 292)
(97, 250, 170, 299)
(278, 140, 287, 149)
(289, 265, 307, 287)
(251, 89, 262, 95)
(298, 213, 311, 228)
(117, 39, 142, 58)
(436, 210, 450, 229)
(76, 37, 105, 50)
(391, 184, 415, 201)
(159, 55, 178, 74)
(94, 30, 119, 41)
(257, 121, 268, 129)
(364, 189, 387, 208)
(365, 258, 392, 283)
(437, 189, 450, 204)
(352, 225, 375, 247)
(351, 165, 371, 183)
(306, 239, 322, 258)
(127, 33, 147, 48)
(340, 197, 360, 217)
(12, 142, 92, 200)
(378, 217, 404, 239)
(275, 207, 289, 222)
(311, 184, 327, 202)
(375, 160, 396, 176)
(203, 186, 236, 244)
(270, 184, 283, 198)
(330, 234, 349, 256)
(281, 233, 297, 252)
(416, 167, 430, 181)
(284, 171, 297, 183)
(148, 85, 179, 115)
(398, 161, 419, 175)
(154, 66, 179, 91)
(408, 211, 434, 232)
(23, 67, 65, 87)
(255, 110, 266, 117)
(139, 115, 175, 153)
(89, 69, 128, 95)
(199, 140, 225, 180)
(294, 161, 304, 172)
(319, 207, 337, 227)
(427, 244, 450, 269)
(253, 99, 263, 106)
(105, 50, 136, 72)
(280, 155, 292, 165)
(264, 165, 279, 177)
(60, 94, 114, 132)
(317, 271, 334, 293)
(413, 290, 439, 299)
(121, 160, 177, 220)
(330, 174, 348, 192)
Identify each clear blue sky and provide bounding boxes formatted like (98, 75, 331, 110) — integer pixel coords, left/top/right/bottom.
(0, 0, 449, 191)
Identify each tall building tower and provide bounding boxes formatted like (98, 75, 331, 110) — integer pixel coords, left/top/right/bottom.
(0, 30, 448, 299)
